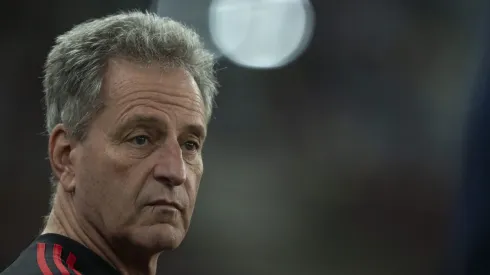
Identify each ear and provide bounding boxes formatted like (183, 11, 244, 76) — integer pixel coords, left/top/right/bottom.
(48, 124, 77, 193)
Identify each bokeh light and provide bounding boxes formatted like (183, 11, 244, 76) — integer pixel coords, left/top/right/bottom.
(209, 0, 315, 69)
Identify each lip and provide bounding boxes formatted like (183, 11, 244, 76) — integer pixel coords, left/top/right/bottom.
(147, 200, 183, 212)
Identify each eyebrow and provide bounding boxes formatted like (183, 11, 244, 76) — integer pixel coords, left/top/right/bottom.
(118, 115, 163, 132)
(116, 115, 206, 139)
(181, 124, 207, 140)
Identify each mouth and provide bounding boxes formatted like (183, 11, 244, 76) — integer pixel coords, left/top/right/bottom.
(148, 200, 183, 212)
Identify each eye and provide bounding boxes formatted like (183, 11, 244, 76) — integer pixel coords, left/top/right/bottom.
(183, 141, 200, 152)
(129, 135, 150, 146)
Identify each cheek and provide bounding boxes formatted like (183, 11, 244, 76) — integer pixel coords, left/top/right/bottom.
(186, 164, 203, 207)
(75, 149, 117, 208)
(74, 147, 139, 225)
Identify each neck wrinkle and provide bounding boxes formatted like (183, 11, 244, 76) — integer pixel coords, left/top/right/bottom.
(42, 188, 158, 275)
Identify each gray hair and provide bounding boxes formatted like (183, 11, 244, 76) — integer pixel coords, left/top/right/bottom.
(43, 11, 218, 140)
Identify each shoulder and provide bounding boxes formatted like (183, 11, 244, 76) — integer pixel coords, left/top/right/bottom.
(1, 242, 82, 275)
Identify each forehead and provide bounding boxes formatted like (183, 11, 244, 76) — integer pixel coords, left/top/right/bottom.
(100, 58, 206, 128)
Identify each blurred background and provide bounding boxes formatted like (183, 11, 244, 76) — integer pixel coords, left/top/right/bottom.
(1, 0, 490, 274)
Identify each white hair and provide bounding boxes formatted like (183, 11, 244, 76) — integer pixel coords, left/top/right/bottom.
(43, 11, 218, 140)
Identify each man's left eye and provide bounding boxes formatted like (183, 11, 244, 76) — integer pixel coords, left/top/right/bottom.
(183, 141, 200, 151)
(130, 135, 150, 146)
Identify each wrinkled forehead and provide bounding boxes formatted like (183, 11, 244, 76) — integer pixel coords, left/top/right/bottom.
(95, 58, 207, 129)
(102, 58, 204, 110)
(104, 58, 201, 94)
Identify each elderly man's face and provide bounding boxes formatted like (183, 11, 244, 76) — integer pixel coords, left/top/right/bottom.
(69, 58, 206, 253)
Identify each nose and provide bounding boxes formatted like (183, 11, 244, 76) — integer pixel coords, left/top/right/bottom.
(152, 140, 186, 186)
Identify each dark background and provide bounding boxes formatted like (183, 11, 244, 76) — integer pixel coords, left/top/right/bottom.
(1, 0, 489, 274)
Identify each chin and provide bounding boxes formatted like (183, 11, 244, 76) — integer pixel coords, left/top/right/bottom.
(134, 223, 186, 252)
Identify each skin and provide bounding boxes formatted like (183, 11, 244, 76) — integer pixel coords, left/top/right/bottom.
(43, 57, 207, 275)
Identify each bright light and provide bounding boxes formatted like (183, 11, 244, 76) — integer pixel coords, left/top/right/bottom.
(209, 0, 315, 69)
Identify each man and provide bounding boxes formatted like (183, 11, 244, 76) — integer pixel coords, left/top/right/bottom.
(1, 11, 218, 275)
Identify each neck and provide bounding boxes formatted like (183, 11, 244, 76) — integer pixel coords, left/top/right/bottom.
(42, 187, 159, 275)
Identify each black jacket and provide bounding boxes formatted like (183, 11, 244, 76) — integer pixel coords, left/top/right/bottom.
(1, 234, 120, 275)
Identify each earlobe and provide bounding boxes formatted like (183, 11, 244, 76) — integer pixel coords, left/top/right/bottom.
(48, 124, 76, 193)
